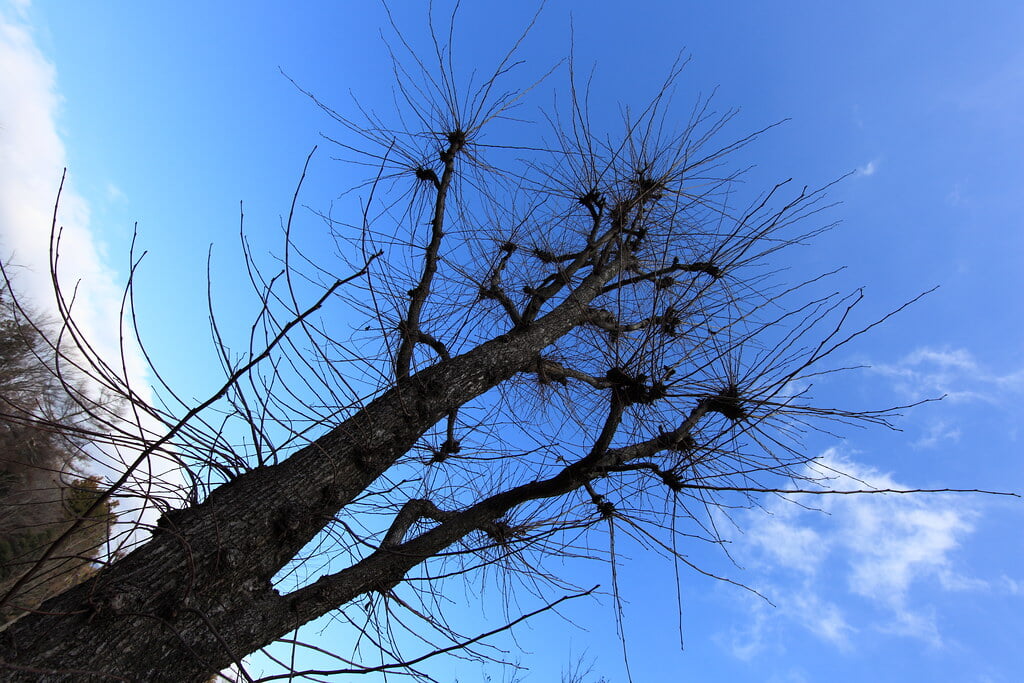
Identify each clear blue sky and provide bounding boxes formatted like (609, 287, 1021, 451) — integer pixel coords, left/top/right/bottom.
(1, 1, 1022, 681)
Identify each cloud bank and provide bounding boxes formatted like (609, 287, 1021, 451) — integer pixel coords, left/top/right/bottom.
(0, 3, 139, 379)
(0, 3, 185, 538)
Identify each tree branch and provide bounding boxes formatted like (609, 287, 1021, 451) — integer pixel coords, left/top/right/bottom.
(394, 132, 466, 379)
(281, 400, 709, 628)
(534, 358, 612, 389)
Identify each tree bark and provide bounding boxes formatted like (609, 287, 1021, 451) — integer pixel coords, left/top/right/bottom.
(0, 260, 622, 681)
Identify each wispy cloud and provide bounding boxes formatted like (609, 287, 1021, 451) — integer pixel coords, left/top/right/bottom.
(0, 5, 124, 358)
(729, 450, 986, 653)
(105, 182, 127, 203)
(0, 3, 159, 404)
(6, 0, 29, 17)
(788, 588, 856, 648)
(871, 346, 1024, 404)
(857, 159, 879, 177)
(911, 419, 961, 449)
(0, 3, 184, 529)
(722, 576, 856, 660)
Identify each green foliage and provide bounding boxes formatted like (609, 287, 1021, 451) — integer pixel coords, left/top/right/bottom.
(0, 529, 57, 581)
(64, 476, 113, 520)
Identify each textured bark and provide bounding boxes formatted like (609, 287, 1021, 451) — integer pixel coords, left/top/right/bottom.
(0, 260, 622, 681)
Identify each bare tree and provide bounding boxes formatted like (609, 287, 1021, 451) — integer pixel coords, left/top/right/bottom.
(0, 13, 991, 682)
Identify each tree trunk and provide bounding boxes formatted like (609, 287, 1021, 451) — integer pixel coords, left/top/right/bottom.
(0, 265, 617, 681)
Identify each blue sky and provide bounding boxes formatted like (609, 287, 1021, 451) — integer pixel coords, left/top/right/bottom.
(1, 1, 1022, 681)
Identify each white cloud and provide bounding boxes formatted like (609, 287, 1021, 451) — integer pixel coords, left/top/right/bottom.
(0, 7, 111, 336)
(903, 347, 978, 372)
(722, 577, 856, 660)
(0, 4, 186, 539)
(878, 606, 941, 645)
(815, 453, 976, 644)
(840, 490, 971, 602)
(722, 598, 771, 660)
(1000, 576, 1024, 595)
(105, 182, 126, 203)
(6, 0, 29, 18)
(857, 159, 879, 177)
(912, 419, 962, 449)
(732, 449, 983, 651)
(746, 506, 826, 575)
(788, 589, 856, 648)
(872, 345, 1024, 404)
(0, 4, 157, 403)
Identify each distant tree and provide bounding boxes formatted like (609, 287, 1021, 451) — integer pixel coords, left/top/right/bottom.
(0, 14, 988, 683)
(0, 280, 116, 629)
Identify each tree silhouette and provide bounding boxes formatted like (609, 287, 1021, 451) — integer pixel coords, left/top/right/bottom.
(0, 15, 974, 682)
